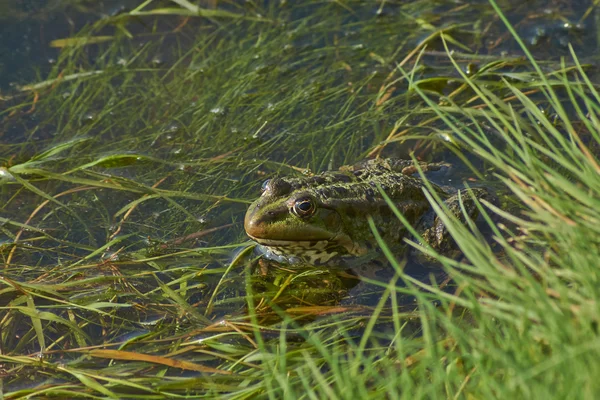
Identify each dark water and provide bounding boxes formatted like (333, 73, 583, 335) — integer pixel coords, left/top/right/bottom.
(1, 0, 597, 90)
(0, 1, 133, 90)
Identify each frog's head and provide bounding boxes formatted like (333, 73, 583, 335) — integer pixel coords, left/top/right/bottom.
(244, 177, 361, 264)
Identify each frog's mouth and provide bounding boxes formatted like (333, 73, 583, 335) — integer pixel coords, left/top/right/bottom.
(247, 232, 364, 261)
(249, 236, 332, 251)
(249, 236, 341, 265)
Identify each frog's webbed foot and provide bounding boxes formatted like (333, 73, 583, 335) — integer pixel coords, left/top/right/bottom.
(413, 188, 496, 264)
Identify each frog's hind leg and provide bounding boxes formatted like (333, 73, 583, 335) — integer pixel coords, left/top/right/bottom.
(413, 188, 496, 263)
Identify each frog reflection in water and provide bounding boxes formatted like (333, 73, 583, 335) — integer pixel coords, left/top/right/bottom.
(244, 158, 492, 266)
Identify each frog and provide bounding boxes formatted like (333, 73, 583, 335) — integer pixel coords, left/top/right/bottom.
(244, 158, 493, 267)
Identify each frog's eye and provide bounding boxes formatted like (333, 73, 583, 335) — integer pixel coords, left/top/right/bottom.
(292, 197, 316, 218)
(261, 179, 271, 192)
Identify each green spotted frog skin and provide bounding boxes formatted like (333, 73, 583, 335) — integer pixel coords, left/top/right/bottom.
(244, 158, 491, 266)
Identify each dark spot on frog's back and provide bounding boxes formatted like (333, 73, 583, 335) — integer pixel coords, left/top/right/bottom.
(328, 185, 350, 198)
(364, 188, 376, 202)
(330, 173, 352, 183)
(308, 176, 326, 186)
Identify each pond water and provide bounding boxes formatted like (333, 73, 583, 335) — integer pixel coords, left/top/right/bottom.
(0, 0, 598, 394)
(1, 0, 596, 313)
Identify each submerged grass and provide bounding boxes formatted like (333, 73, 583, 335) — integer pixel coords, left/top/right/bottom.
(0, 0, 599, 398)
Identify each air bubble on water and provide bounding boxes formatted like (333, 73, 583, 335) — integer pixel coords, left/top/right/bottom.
(438, 132, 452, 142)
(151, 56, 164, 66)
(81, 112, 98, 124)
(163, 122, 181, 135)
